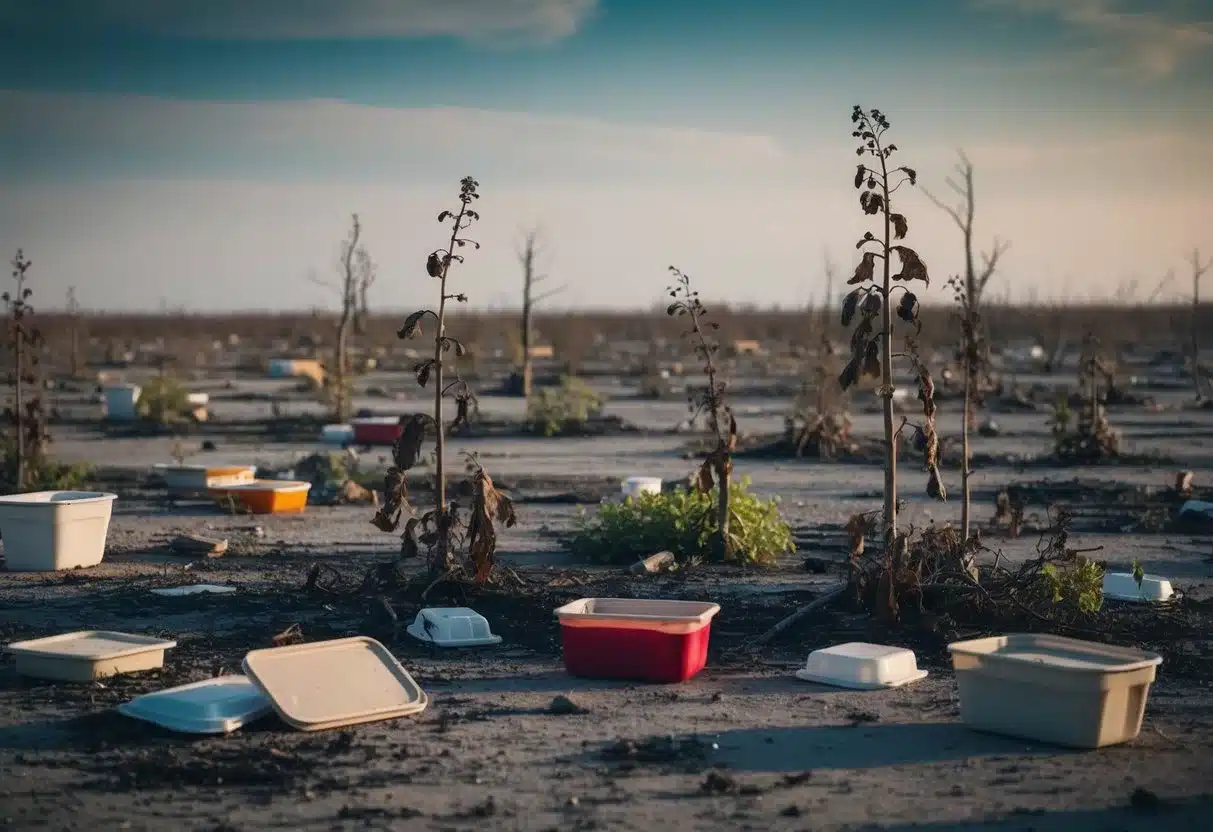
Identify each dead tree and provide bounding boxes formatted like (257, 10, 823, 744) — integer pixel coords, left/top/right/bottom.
(923, 150, 1009, 541)
(309, 214, 366, 422)
(516, 228, 565, 398)
(66, 286, 83, 378)
(353, 247, 376, 337)
(1190, 249, 1212, 401)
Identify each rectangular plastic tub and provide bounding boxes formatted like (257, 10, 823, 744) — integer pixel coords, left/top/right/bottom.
(209, 480, 310, 514)
(948, 633, 1163, 749)
(351, 417, 403, 446)
(0, 491, 118, 572)
(102, 384, 141, 421)
(156, 464, 255, 494)
(7, 631, 178, 681)
(554, 598, 720, 683)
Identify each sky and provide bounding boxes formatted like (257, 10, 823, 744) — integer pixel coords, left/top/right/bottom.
(0, 0, 1210, 313)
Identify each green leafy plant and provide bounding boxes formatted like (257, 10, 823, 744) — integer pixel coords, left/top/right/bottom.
(1037, 558, 1105, 616)
(1130, 557, 1145, 587)
(667, 266, 737, 559)
(839, 106, 945, 542)
(373, 178, 516, 583)
(138, 375, 193, 425)
(526, 376, 604, 436)
(568, 476, 794, 566)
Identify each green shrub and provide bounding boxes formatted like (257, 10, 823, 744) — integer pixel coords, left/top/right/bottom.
(568, 476, 794, 566)
(526, 376, 604, 436)
(1036, 557, 1104, 615)
(138, 376, 193, 424)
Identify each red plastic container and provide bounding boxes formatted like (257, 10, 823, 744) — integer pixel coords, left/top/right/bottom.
(351, 417, 403, 446)
(554, 598, 721, 683)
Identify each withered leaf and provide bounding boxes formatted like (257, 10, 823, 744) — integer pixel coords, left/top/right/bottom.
(841, 288, 862, 326)
(854, 165, 865, 189)
(859, 191, 884, 216)
(855, 231, 875, 250)
(449, 391, 473, 433)
(862, 340, 880, 378)
(861, 291, 882, 317)
(426, 252, 444, 278)
(397, 310, 428, 340)
(899, 166, 917, 185)
(442, 337, 467, 356)
(897, 291, 919, 322)
(438, 210, 451, 223)
(838, 358, 859, 391)
(393, 413, 432, 471)
(400, 517, 421, 559)
(467, 464, 515, 584)
(414, 359, 435, 388)
(890, 213, 908, 240)
(848, 252, 877, 285)
(892, 246, 929, 286)
(695, 460, 714, 494)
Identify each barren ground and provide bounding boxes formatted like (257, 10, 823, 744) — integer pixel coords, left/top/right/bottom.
(2, 375, 1212, 831)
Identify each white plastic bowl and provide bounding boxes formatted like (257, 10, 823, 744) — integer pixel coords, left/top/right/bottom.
(622, 477, 662, 498)
(406, 607, 502, 647)
(321, 424, 356, 444)
(1103, 572, 1174, 603)
(795, 642, 928, 690)
(118, 675, 272, 734)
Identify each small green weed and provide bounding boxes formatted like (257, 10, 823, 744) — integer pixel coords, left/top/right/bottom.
(1037, 557, 1104, 615)
(526, 376, 604, 436)
(568, 476, 794, 566)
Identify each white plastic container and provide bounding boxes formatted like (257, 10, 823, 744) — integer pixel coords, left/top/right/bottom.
(795, 642, 928, 690)
(118, 676, 272, 734)
(0, 491, 117, 572)
(154, 464, 255, 493)
(7, 631, 178, 681)
(186, 392, 210, 407)
(103, 384, 141, 420)
(622, 477, 662, 498)
(406, 607, 502, 647)
(948, 633, 1163, 749)
(1103, 572, 1174, 603)
(321, 424, 356, 445)
(267, 359, 295, 378)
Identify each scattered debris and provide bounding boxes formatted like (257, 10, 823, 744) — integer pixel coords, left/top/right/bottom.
(630, 551, 676, 575)
(169, 534, 229, 558)
(271, 624, 304, 648)
(548, 695, 587, 716)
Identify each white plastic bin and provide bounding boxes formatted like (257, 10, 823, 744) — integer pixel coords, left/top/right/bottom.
(103, 384, 141, 421)
(622, 477, 662, 498)
(0, 491, 117, 571)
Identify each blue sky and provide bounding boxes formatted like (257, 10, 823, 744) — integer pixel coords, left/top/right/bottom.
(0, 0, 1210, 311)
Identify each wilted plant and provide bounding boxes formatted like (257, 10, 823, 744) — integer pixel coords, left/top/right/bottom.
(789, 335, 853, 457)
(947, 274, 990, 541)
(3, 250, 50, 491)
(839, 106, 945, 540)
(667, 266, 737, 560)
(372, 178, 515, 582)
(1054, 333, 1120, 461)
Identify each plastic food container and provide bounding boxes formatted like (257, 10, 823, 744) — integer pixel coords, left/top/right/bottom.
(267, 359, 296, 378)
(209, 480, 310, 514)
(155, 464, 255, 494)
(102, 384, 141, 420)
(795, 642, 928, 690)
(621, 477, 663, 498)
(406, 607, 502, 647)
(0, 491, 118, 572)
(321, 424, 356, 445)
(554, 598, 720, 683)
(118, 675, 272, 734)
(6, 631, 178, 681)
(351, 416, 403, 446)
(948, 633, 1163, 749)
(1102, 572, 1174, 603)
(242, 636, 428, 731)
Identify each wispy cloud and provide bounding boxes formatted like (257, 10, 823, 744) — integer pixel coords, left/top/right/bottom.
(0, 90, 800, 184)
(0, 0, 598, 43)
(974, 0, 1213, 78)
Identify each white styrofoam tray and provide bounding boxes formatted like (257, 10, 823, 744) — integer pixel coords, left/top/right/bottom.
(406, 607, 502, 647)
(6, 631, 178, 681)
(795, 642, 928, 690)
(151, 584, 237, 597)
(118, 675, 272, 734)
(1102, 572, 1174, 602)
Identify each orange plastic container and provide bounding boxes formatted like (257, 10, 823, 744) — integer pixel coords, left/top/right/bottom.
(209, 480, 311, 514)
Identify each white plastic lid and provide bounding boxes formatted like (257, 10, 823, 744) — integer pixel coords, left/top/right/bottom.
(796, 642, 927, 690)
(118, 675, 272, 734)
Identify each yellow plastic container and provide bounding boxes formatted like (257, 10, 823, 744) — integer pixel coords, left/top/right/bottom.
(210, 480, 311, 515)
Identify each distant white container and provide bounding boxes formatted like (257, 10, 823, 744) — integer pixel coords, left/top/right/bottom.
(267, 359, 295, 378)
(0, 491, 117, 572)
(321, 424, 356, 445)
(102, 384, 141, 420)
(622, 477, 662, 498)
(407, 607, 502, 647)
(186, 392, 210, 407)
(154, 464, 255, 494)
(118, 675, 272, 735)
(1103, 572, 1174, 603)
(795, 642, 928, 690)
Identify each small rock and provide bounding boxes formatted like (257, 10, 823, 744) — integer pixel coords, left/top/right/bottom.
(630, 551, 676, 575)
(548, 695, 587, 716)
(1129, 787, 1163, 812)
(710, 692, 724, 703)
(700, 770, 737, 795)
(200, 440, 217, 451)
(780, 805, 802, 817)
(978, 419, 1000, 437)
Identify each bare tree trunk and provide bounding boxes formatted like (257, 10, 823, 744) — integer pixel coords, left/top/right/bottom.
(961, 353, 971, 540)
(877, 154, 897, 537)
(1192, 249, 1210, 401)
(334, 215, 361, 424)
(14, 327, 24, 490)
(516, 229, 565, 398)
